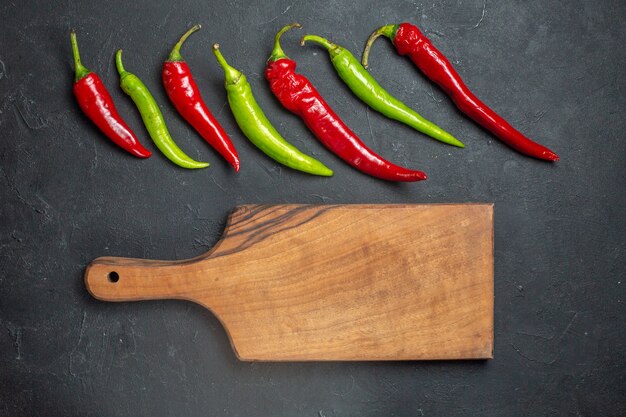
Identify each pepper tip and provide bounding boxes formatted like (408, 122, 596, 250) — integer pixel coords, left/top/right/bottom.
(135, 149, 152, 159)
(548, 153, 559, 162)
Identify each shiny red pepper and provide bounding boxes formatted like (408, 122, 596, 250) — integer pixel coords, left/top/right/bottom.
(363, 23, 559, 162)
(163, 25, 240, 171)
(265, 24, 426, 182)
(71, 31, 151, 158)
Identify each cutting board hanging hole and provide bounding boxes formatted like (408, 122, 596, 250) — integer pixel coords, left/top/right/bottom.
(108, 271, 119, 283)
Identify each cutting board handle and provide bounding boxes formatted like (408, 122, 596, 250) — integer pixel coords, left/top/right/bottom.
(84, 256, 212, 302)
(84, 204, 333, 303)
(84, 205, 260, 303)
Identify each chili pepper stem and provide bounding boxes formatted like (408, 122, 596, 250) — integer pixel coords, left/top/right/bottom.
(362, 24, 398, 69)
(300, 35, 337, 52)
(115, 49, 129, 77)
(168, 24, 201, 62)
(268, 23, 301, 62)
(212, 44, 242, 84)
(70, 31, 91, 82)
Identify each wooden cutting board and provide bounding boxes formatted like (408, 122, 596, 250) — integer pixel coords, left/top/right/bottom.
(85, 204, 493, 361)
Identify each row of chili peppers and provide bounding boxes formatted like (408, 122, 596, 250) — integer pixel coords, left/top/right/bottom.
(71, 22, 558, 183)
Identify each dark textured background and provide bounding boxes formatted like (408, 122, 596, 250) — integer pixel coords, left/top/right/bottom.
(1, 0, 624, 415)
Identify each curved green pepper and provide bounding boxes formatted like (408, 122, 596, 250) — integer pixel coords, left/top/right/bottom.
(211, 44, 333, 177)
(300, 35, 463, 148)
(115, 50, 209, 169)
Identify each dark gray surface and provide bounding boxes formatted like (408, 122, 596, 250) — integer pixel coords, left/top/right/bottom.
(1, 0, 624, 415)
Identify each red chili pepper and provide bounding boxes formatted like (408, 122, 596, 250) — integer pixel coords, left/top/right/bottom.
(163, 25, 240, 171)
(362, 23, 559, 162)
(71, 31, 151, 158)
(265, 24, 426, 182)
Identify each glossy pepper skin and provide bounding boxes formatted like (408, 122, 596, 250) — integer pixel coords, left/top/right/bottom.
(266, 24, 426, 182)
(115, 50, 209, 169)
(300, 34, 463, 148)
(163, 25, 240, 171)
(70, 31, 151, 158)
(362, 23, 559, 162)
(211, 43, 332, 177)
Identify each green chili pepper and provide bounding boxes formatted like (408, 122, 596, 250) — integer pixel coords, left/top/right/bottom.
(300, 35, 463, 148)
(115, 50, 209, 169)
(211, 44, 333, 177)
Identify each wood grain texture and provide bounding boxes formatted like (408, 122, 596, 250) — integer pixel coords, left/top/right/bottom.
(85, 204, 494, 361)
